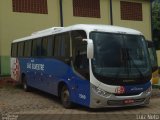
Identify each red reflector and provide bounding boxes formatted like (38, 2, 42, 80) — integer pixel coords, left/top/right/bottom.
(124, 99, 135, 104)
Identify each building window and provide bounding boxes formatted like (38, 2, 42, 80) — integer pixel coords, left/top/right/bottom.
(12, 0, 48, 14)
(73, 0, 100, 18)
(120, 1, 142, 21)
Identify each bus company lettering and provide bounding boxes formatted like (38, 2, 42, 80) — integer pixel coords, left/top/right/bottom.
(27, 63, 44, 71)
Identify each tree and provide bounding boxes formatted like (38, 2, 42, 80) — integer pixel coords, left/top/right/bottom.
(152, 0, 160, 49)
(152, 0, 160, 30)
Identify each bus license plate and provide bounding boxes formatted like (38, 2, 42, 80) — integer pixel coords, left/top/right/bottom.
(124, 99, 135, 104)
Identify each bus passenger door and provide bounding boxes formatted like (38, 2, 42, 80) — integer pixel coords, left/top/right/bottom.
(71, 30, 90, 107)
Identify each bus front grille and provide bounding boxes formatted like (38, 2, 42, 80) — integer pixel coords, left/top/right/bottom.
(107, 98, 145, 106)
(114, 92, 141, 96)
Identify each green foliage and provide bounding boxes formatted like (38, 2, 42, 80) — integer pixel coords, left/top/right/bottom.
(152, 0, 160, 30)
(152, 0, 160, 50)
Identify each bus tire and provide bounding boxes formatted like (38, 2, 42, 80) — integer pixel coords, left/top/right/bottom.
(60, 85, 73, 109)
(22, 75, 30, 92)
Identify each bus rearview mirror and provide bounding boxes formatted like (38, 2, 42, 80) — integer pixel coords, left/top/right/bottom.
(83, 39, 94, 59)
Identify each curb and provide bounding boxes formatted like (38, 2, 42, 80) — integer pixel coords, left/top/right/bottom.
(0, 77, 18, 87)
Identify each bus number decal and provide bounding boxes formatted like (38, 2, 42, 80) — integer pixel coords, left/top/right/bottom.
(79, 94, 86, 100)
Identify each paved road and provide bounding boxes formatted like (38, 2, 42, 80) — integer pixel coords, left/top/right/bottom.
(0, 85, 160, 120)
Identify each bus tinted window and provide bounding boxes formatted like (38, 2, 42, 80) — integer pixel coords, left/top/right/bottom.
(54, 32, 70, 57)
(41, 37, 48, 56)
(48, 36, 54, 56)
(32, 38, 42, 57)
(18, 42, 24, 57)
(11, 43, 18, 57)
(24, 40, 32, 57)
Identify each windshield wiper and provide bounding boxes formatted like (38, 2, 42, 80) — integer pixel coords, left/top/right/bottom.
(122, 48, 131, 77)
(115, 48, 130, 79)
(115, 48, 144, 79)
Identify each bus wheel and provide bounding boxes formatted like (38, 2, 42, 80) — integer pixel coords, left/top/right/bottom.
(60, 85, 72, 108)
(22, 76, 30, 92)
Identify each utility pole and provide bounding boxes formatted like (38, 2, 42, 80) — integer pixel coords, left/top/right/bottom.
(59, 0, 63, 27)
(110, 0, 113, 25)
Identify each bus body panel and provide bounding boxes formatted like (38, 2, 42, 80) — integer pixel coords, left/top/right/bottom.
(12, 57, 90, 107)
(71, 76, 90, 106)
(11, 58, 21, 82)
(20, 58, 69, 95)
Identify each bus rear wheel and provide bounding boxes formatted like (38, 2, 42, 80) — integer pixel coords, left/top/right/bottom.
(22, 76, 30, 92)
(60, 85, 73, 108)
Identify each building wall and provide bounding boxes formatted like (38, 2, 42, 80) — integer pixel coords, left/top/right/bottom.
(62, 0, 152, 40)
(112, 0, 152, 40)
(63, 0, 110, 26)
(0, 0, 60, 75)
(0, 0, 152, 75)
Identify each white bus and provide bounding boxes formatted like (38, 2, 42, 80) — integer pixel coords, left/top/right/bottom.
(11, 24, 152, 108)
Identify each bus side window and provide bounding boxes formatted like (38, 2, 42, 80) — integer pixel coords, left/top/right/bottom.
(47, 36, 54, 57)
(18, 42, 24, 57)
(24, 40, 31, 57)
(71, 30, 89, 80)
(32, 38, 42, 57)
(54, 35, 61, 57)
(54, 33, 70, 58)
(11, 43, 18, 57)
(41, 37, 48, 56)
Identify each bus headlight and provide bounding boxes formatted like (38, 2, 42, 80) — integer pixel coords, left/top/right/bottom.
(92, 85, 111, 98)
(144, 86, 152, 94)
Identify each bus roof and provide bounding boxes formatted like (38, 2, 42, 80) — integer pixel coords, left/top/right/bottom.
(12, 24, 143, 43)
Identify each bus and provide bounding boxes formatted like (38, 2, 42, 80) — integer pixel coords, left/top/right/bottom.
(11, 24, 152, 108)
(147, 41, 159, 84)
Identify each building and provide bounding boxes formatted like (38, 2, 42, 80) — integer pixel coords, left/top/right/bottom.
(0, 0, 152, 76)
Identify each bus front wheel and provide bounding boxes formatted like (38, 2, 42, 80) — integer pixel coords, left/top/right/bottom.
(60, 85, 73, 108)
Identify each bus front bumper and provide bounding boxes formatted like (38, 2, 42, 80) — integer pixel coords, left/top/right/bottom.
(90, 85, 151, 108)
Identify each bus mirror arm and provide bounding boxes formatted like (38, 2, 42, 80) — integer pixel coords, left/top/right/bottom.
(83, 39, 94, 59)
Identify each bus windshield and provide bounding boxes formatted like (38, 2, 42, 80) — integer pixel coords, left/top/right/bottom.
(90, 32, 151, 85)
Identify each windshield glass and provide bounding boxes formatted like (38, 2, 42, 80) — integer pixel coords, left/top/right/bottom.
(148, 42, 158, 72)
(90, 32, 151, 85)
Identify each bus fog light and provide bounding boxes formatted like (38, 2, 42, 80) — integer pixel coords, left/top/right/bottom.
(92, 85, 111, 97)
(96, 100, 101, 104)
